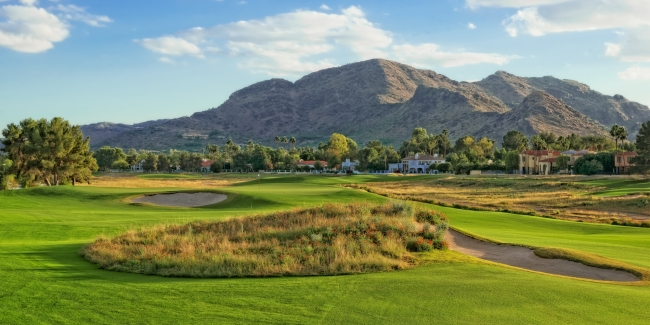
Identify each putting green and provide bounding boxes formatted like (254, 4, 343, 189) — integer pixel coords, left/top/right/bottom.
(1, 175, 650, 324)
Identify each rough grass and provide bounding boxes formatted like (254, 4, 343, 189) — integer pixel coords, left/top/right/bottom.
(79, 173, 249, 188)
(352, 176, 650, 227)
(81, 202, 449, 277)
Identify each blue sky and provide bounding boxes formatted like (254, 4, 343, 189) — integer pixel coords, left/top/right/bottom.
(1, 0, 650, 127)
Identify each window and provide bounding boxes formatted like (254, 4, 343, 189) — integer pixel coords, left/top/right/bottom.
(628, 157, 633, 164)
(521, 156, 525, 162)
(617, 157, 622, 163)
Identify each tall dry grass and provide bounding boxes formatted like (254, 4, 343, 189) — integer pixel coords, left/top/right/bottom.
(81, 202, 449, 277)
(352, 178, 650, 227)
(78, 174, 247, 188)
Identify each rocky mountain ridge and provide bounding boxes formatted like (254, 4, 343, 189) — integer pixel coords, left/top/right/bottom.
(84, 59, 649, 150)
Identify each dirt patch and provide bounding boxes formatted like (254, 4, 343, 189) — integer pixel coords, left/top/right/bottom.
(132, 193, 227, 207)
(447, 229, 639, 282)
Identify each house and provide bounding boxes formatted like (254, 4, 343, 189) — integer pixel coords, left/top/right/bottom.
(298, 160, 328, 169)
(341, 158, 357, 171)
(130, 160, 145, 172)
(615, 152, 637, 174)
(401, 153, 446, 174)
(519, 150, 561, 175)
(201, 159, 214, 173)
(560, 150, 593, 172)
(388, 163, 401, 173)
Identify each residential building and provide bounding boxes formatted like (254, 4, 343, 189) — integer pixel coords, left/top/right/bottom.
(201, 160, 214, 173)
(130, 160, 144, 172)
(615, 152, 637, 174)
(341, 158, 357, 171)
(401, 153, 446, 174)
(519, 150, 561, 175)
(298, 160, 328, 169)
(560, 150, 593, 172)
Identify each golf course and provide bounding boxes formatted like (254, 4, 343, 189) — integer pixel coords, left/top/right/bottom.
(2, 174, 650, 324)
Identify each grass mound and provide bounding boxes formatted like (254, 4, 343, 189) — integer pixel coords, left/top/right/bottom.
(81, 202, 449, 277)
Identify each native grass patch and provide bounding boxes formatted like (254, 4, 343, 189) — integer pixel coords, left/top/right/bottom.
(79, 173, 249, 188)
(81, 202, 449, 277)
(350, 177, 650, 227)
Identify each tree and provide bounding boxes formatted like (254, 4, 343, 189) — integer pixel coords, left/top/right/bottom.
(502, 130, 529, 151)
(504, 151, 520, 173)
(1, 117, 98, 186)
(610, 124, 628, 153)
(142, 152, 158, 173)
(632, 120, 650, 169)
(157, 154, 172, 173)
(281, 136, 288, 149)
(313, 160, 323, 171)
(93, 146, 127, 172)
(579, 159, 604, 175)
(274, 136, 280, 149)
(0, 156, 13, 190)
(556, 155, 571, 171)
(454, 135, 476, 153)
(210, 160, 223, 173)
(530, 135, 548, 150)
(289, 137, 296, 150)
(111, 160, 130, 171)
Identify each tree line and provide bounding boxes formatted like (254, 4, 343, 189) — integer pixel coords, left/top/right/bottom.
(2, 117, 650, 189)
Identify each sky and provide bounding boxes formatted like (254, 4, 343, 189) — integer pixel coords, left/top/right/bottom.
(1, 0, 650, 127)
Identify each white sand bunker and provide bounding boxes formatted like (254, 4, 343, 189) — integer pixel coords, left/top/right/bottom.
(447, 230, 639, 282)
(132, 193, 227, 207)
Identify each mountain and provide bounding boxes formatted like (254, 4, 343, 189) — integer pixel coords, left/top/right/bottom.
(81, 119, 169, 145)
(85, 59, 650, 150)
(475, 71, 650, 137)
(476, 91, 608, 139)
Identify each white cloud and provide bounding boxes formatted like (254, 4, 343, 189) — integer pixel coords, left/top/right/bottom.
(137, 6, 515, 76)
(392, 43, 516, 68)
(320, 4, 330, 10)
(158, 57, 175, 64)
(466, 0, 570, 9)
(618, 66, 650, 80)
(499, 0, 650, 37)
(467, 22, 476, 30)
(0, 5, 68, 53)
(53, 4, 112, 27)
(604, 27, 650, 62)
(19, 0, 38, 6)
(135, 36, 204, 57)
(0, 2, 110, 53)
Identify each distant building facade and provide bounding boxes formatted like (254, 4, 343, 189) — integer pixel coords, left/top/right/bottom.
(615, 152, 637, 174)
(519, 150, 561, 175)
(401, 153, 446, 174)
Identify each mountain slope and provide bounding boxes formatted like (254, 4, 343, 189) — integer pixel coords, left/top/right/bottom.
(87, 59, 647, 150)
(475, 72, 650, 136)
(476, 91, 608, 140)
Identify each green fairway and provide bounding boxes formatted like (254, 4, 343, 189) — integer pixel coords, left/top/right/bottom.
(1, 175, 650, 324)
(577, 178, 650, 197)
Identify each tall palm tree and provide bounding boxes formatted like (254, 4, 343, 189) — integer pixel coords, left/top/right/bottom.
(281, 136, 288, 149)
(289, 137, 296, 151)
(274, 136, 280, 149)
(610, 125, 628, 153)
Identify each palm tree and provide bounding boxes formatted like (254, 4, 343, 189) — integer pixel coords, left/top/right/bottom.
(289, 137, 296, 151)
(610, 125, 628, 153)
(281, 136, 288, 149)
(274, 136, 280, 149)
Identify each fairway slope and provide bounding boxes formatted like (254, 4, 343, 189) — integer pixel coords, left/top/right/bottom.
(447, 230, 639, 282)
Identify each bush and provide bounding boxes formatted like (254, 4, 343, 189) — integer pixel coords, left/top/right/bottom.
(579, 159, 604, 175)
(210, 161, 223, 173)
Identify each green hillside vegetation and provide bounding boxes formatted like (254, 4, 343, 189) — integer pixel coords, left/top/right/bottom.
(2, 175, 650, 324)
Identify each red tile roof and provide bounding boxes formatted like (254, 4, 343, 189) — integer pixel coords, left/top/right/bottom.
(615, 152, 637, 157)
(298, 160, 328, 166)
(202, 160, 214, 168)
(539, 158, 557, 163)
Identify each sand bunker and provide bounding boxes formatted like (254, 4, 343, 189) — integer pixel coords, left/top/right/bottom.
(447, 230, 639, 282)
(132, 193, 227, 207)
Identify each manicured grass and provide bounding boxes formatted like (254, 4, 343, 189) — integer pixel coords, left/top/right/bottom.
(2, 175, 650, 324)
(138, 173, 208, 179)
